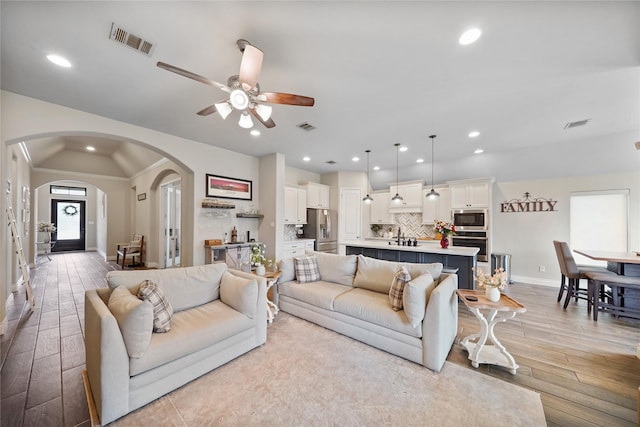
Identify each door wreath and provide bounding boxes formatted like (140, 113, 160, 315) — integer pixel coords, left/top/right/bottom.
(63, 205, 78, 216)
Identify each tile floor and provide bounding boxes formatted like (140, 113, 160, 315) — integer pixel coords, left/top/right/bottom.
(1, 252, 118, 427)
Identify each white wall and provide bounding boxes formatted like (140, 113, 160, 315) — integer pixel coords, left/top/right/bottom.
(285, 165, 320, 186)
(492, 171, 640, 285)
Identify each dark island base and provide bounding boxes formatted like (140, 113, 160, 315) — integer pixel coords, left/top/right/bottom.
(346, 245, 477, 290)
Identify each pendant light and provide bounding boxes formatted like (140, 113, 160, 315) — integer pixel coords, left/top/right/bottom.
(362, 150, 374, 204)
(391, 143, 403, 204)
(426, 135, 440, 200)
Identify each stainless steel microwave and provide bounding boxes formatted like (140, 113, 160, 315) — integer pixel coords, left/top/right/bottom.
(451, 209, 488, 231)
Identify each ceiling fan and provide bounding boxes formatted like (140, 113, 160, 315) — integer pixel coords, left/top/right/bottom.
(157, 39, 315, 129)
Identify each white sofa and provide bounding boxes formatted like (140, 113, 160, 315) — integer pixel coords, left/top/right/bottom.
(277, 252, 458, 372)
(84, 263, 266, 425)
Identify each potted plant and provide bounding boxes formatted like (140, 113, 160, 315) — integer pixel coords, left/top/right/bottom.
(433, 220, 456, 249)
(251, 244, 267, 276)
(37, 221, 56, 243)
(474, 268, 507, 302)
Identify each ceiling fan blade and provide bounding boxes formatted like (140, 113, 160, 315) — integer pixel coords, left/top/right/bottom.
(257, 92, 315, 107)
(238, 44, 263, 92)
(157, 61, 231, 93)
(249, 107, 276, 129)
(196, 105, 218, 116)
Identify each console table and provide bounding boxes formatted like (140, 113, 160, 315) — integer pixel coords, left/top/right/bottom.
(457, 289, 526, 375)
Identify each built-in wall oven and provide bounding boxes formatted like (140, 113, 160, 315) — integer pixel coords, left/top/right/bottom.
(452, 231, 488, 262)
(451, 209, 488, 231)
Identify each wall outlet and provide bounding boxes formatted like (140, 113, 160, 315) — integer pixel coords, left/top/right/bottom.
(539, 265, 546, 272)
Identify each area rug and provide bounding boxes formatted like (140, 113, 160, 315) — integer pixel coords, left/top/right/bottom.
(111, 313, 546, 426)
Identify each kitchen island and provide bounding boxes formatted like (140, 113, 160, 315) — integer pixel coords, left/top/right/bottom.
(344, 240, 479, 289)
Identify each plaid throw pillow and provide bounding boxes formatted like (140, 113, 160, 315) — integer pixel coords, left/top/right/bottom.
(389, 266, 411, 311)
(137, 279, 173, 333)
(294, 255, 321, 284)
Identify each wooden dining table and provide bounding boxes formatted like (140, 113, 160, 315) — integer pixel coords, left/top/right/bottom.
(574, 249, 640, 277)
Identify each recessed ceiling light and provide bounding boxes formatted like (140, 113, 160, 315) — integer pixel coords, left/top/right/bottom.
(86, 146, 95, 152)
(459, 28, 482, 45)
(468, 131, 480, 138)
(373, 166, 380, 171)
(416, 158, 424, 163)
(303, 156, 310, 162)
(399, 146, 408, 152)
(352, 156, 360, 162)
(250, 130, 260, 136)
(46, 54, 72, 68)
(474, 149, 484, 154)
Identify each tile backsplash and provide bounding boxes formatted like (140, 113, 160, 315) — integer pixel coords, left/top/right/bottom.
(371, 213, 436, 238)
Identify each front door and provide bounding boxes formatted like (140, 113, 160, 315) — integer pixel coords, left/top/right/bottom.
(51, 199, 86, 252)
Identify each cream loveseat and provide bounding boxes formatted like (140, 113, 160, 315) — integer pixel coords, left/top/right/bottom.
(277, 252, 458, 372)
(84, 263, 266, 425)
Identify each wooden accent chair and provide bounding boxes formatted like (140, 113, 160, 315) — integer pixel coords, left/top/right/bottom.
(552, 241, 607, 309)
(116, 234, 144, 269)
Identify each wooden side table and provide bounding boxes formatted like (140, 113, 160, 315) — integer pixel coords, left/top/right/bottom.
(457, 289, 526, 375)
(263, 271, 281, 323)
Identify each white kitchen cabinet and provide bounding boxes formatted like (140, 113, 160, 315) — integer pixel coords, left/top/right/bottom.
(305, 182, 330, 209)
(389, 182, 423, 212)
(422, 187, 451, 224)
(284, 186, 307, 224)
(448, 179, 493, 208)
(370, 192, 394, 224)
(282, 239, 314, 259)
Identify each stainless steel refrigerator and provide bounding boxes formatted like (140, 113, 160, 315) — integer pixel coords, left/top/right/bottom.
(302, 209, 338, 253)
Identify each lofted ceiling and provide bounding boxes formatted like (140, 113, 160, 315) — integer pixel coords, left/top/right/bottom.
(2, 1, 639, 188)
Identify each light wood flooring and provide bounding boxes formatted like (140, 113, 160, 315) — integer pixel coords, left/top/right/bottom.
(1, 251, 639, 426)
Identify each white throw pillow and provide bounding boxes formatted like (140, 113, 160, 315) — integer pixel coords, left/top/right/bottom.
(389, 266, 411, 311)
(220, 271, 258, 318)
(403, 272, 435, 327)
(294, 255, 321, 283)
(137, 279, 173, 333)
(312, 251, 357, 286)
(279, 258, 295, 283)
(108, 285, 153, 358)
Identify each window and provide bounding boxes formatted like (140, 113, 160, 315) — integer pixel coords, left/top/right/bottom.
(50, 185, 86, 196)
(570, 190, 629, 266)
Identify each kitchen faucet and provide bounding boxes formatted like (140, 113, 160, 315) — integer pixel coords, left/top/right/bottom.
(397, 227, 402, 245)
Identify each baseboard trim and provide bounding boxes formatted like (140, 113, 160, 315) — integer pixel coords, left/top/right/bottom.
(511, 275, 557, 288)
(82, 369, 101, 427)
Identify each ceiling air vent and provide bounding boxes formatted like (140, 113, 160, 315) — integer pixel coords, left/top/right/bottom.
(564, 119, 591, 129)
(109, 22, 155, 57)
(297, 122, 316, 131)
(325, 160, 337, 165)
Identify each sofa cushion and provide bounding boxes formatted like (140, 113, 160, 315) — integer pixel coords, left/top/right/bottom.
(129, 300, 255, 376)
(106, 263, 227, 312)
(389, 266, 411, 311)
(220, 271, 258, 319)
(333, 288, 422, 338)
(403, 272, 436, 327)
(279, 258, 295, 283)
(353, 255, 399, 294)
(294, 255, 321, 283)
(405, 263, 443, 283)
(137, 279, 173, 333)
(311, 251, 358, 286)
(108, 285, 153, 358)
(279, 280, 352, 310)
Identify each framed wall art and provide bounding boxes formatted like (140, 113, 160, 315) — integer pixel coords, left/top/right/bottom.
(206, 174, 252, 201)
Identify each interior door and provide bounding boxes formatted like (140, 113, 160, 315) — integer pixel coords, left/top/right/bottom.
(162, 180, 181, 268)
(51, 199, 86, 252)
(339, 188, 362, 242)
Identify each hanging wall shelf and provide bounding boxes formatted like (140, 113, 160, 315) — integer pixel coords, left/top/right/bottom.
(236, 213, 264, 219)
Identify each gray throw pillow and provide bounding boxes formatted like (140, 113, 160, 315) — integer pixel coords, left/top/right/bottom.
(294, 255, 320, 283)
(137, 279, 173, 333)
(389, 266, 411, 311)
(108, 285, 153, 358)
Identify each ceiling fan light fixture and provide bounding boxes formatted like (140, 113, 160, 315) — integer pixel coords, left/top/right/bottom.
(254, 104, 272, 121)
(230, 89, 249, 110)
(239, 111, 253, 128)
(215, 102, 233, 119)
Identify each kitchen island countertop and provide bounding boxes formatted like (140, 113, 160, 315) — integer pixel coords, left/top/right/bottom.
(343, 239, 479, 257)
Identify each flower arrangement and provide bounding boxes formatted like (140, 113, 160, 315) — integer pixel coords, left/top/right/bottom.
(251, 243, 273, 268)
(37, 221, 56, 232)
(474, 268, 507, 290)
(434, 220, 456, 236)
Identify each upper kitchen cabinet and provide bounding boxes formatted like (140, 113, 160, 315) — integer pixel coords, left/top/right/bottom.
(305, 182, 330, 209)
(284, 186, 307, 224)
(370, 192, 394, 224)
(388, 181, 423, 213)
(448, 178, 495, 208)
(422, 186, 451, 224)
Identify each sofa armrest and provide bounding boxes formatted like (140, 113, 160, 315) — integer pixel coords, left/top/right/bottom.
(84, 289, 130, 425)
(227, 269, 267, 346)
(421, 273, 458, 372)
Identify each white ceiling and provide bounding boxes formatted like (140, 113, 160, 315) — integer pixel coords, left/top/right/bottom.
(2, 1, 639, 189)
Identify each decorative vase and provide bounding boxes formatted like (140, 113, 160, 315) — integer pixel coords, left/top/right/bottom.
(38, 231, 51, 243)
(485, 286, 501, 302)
(440, 235, 449, 249)
(255, 264, 266, 276)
